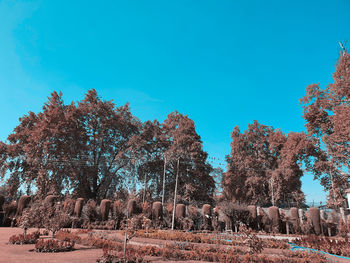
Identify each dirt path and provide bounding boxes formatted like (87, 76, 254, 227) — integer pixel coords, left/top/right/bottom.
(0, 228, 102, 263)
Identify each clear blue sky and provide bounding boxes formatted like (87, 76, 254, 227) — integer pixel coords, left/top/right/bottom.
(1, 0, 349, 203)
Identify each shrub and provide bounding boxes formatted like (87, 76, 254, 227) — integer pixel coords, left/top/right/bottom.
(294, 235, 350, 257)
(175, 204, 186, 218)
(338, 218, 348, 237)
(35, 239, 75, 253)
(128, 200, 138, 217)
(74, 198, 84, 218)
(100, 199, 112, 221)
(62, 198, 75, 216)
(82, 199, 99, 223)
(8, 232, 40, 244)
(18, 201, 46, 230)
(113, 200, 125, 229)
(141, 202, 152, 218)
(97, 248, 145, 263)
(18, 199, 72, 235)
(268, 206, 280, 233)
(239, 223, 263, 254)
(44, 203, 72, 236)
(16, 195, 31, 216)
(187, 206, 201, 230)
(151, 202, 162, 222)
(219, 202, 252, 232)
(2, 201, 17, 227)
(55, 230, 81, 243)
(308, 207, 321, 235)
(290, 207, 301, 234)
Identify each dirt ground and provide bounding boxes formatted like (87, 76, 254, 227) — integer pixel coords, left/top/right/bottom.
(0, 227, 102, 263)
(0, 228, 204, 263)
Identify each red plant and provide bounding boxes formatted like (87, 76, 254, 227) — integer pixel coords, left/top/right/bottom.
(8, 231, 40, 244)
(55, 230, 81, 243)
(97, 248, 144, 263)
(295, 235, 350, 257)
(35, 239, 75, 253)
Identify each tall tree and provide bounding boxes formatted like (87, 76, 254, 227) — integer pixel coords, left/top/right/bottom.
(128, 119, 167, 198)
(300, 47, 350, 207)
(162, 111, 215, 205)
(71, 89, 141, 199)
(127, 111, 215, 205)
(0, 89, 141, 200)
(223, 121, 305, 206)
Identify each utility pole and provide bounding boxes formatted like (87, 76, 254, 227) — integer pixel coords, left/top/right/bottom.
(339, 41, 347, 56)
(171, 158, 180, 230)
(123, 210, 129, 261)
(330, 172, 337, 208)
(270, 177, 275, 206)
(142, 172, 147, 204)
(161, 155, 166, 206)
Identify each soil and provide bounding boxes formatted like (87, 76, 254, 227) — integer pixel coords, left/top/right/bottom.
(0, 227, 102, 263)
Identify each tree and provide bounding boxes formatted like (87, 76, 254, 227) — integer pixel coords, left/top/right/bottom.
(0, 109, 40, 198)
(162, 111, 215, 205)
(0, 89, 141, 200)
(300, 47, 350, 207)
(223, 121, 305, 206)
(127, 111, 215, 205)
(127, 120, 167, 199)
(211, 166, 224, 196)
(71, 89, 141, 199)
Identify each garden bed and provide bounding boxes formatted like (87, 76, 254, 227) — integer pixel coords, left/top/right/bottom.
(3, 227, 350, 262)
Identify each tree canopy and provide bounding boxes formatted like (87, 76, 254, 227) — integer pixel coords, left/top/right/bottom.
(0, 45, 348, 207)
(0, 90, 214, 204)
(223, 121, 306, 206)
(300, 49, 350, 207)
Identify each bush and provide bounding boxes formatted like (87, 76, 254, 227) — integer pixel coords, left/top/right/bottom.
(294, 234, 350, 257)
(35, 239, 75, 253)
(239, 223, 263, 254)
(219, 202, 252, 232)
(97, 248, 145, 263)
(8, 232, 40, 244)
(112, 200, 125, 229)
(55, 229, 81, 243)
(62, 198, 76, 216)
(44, 203, 72, 236)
